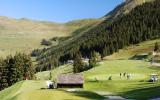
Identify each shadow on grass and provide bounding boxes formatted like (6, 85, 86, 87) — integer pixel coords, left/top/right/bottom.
(121, 86, 160, 100)
(62, 90, 105, 100)
(149, 66, 160, 70)
(129, 54, 148, 60)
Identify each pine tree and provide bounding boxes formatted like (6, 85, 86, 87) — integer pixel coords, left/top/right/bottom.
(0, 58, 3, 90)
(1, 67, 8, 89)
(14, 53, 24, 81)
(0, 67, 3, 90)
(5, 56, 17, 86)
(23, 54, 34, 80)
(49, 71, 52, 80)
(73, 52, 83, 73)
(154, 42, 159, 51)
(89, 51, 97, 68)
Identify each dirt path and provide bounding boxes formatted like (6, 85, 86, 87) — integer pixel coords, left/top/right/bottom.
(151, 63, 160, 67)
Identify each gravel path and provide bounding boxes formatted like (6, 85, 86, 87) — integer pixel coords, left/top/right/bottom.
(151, 63, 160, 66)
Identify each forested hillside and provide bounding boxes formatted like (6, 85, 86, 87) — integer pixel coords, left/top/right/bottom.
(36, 0, 160, 71)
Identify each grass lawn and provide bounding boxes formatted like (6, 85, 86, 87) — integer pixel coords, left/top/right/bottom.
(0, 81, 23, 100)
(0, 80, 104, 100)
(36, 59, 160, 100)
(105, 39, 160, 60)
(84, 60, 160, 100)
(36, 64, 73, 80)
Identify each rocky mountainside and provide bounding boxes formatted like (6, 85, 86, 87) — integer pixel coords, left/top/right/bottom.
(104, 0, 153, 21)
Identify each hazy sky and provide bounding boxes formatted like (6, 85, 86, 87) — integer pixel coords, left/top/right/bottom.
(0, 0, 123, 22)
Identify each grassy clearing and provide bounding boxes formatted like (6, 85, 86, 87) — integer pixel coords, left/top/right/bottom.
(36, 64, 73, 80)
(105, 39, 160, 60)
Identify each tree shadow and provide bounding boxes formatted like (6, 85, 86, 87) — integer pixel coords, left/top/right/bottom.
(62, 90, 106, 100)
(121, 86, 160, 100)
(129, 54, 148, 60)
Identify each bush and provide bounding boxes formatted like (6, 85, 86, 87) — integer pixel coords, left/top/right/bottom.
(41, 39, 52, 46)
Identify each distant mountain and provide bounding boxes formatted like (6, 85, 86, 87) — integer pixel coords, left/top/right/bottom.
(104, 0, 153, 21)
(0, 16, 94, 36)
(0, 16, 101, 57)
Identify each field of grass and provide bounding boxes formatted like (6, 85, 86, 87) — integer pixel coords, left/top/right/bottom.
(2, 59, 160, 100)
(84, 60, 160, 100)
(0, 81, 23, 100)
(105, 39, 160, 60)
(36, 64, 73, 80)
(0, 80, 104, 100)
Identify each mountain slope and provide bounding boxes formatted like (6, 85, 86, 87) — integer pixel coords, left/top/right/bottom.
(104, 0, 153, 21)
(36, 0, 160, 71)
(0, 16, 101, 57)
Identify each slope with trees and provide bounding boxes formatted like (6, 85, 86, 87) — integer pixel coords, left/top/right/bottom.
(35, 0, 160, 72)
(0, 53, 34, 91)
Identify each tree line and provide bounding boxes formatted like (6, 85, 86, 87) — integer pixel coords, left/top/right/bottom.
(0, 53, 34, 91)
(35, 0, 160, 72)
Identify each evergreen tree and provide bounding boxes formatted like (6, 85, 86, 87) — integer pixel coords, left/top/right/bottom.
(102, 46, 109, 57)
(73, 52, 83, 73)
(14, 53, 24, 81)
(89, 51, 97, 68)
(0, 58, 5, 90)
(1, 67, 8, 90)
(154, 42, 159, 51)
(0, 67, 3, 90)
(0, 53, 34, 91)
(5, 56, 17, 86)
(49, 71, 52, 80)
(23, 54, 34, 80)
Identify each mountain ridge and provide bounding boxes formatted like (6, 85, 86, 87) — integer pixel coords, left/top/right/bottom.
(104, 0, 153, 21)
(0, 16, 101, 57)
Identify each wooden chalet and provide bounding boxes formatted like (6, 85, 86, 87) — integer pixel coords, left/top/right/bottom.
(57, 73, 84, 88)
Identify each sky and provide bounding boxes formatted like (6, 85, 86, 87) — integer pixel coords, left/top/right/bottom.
(0, 0, 123, 23)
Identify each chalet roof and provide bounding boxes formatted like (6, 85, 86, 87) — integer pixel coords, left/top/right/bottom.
(57, 73, 84, 84)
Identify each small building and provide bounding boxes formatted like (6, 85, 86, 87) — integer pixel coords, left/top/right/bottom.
(57, 73, 84, 88)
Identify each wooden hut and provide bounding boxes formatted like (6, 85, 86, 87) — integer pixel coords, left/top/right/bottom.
(57, 73, 84, 88)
